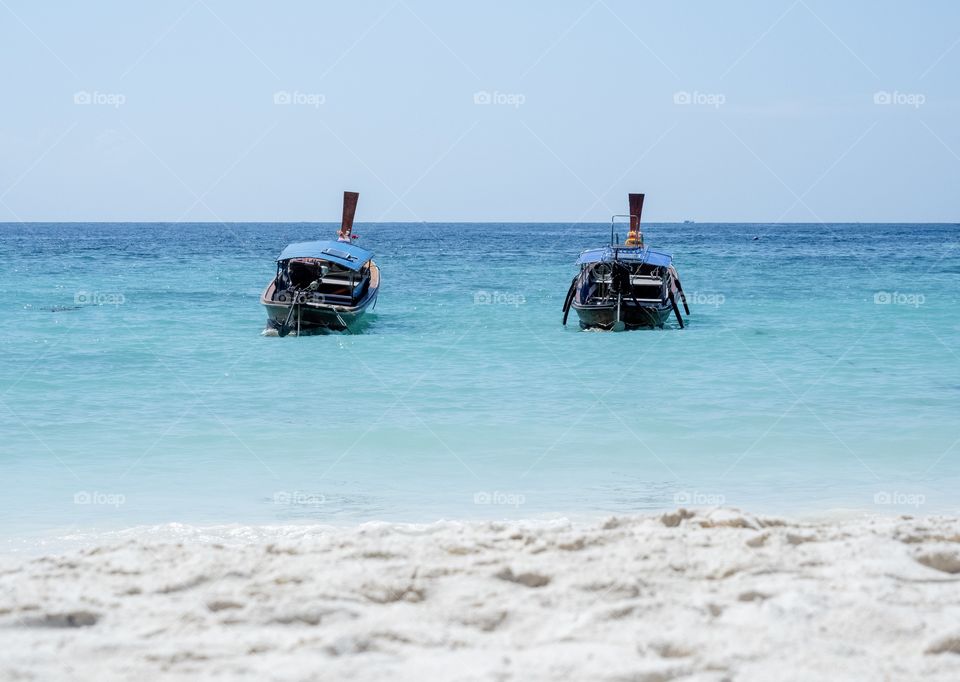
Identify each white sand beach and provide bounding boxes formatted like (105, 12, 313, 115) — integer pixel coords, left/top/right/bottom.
(3, 508, 960, 681)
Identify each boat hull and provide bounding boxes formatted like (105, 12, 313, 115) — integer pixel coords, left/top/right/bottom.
(261, 262, 379, 332)
(572, 300, 673, 330)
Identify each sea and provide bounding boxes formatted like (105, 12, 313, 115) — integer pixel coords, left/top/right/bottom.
(2, 222, 959, 543)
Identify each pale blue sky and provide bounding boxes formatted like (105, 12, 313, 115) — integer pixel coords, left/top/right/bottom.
(1, 1, 958, 222)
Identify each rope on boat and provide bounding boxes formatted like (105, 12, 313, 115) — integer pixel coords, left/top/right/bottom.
(668, 289, 684, 329)
(673, 272, 690, 315)
(561, 275, 578, 326)
(278, 290, 304, 338)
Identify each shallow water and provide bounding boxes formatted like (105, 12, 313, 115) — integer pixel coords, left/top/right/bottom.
(1, 222, 958, 538)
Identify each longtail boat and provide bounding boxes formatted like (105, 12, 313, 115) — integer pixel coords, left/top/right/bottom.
(261, 191, 379, 335)
(562, 193, 689, 330)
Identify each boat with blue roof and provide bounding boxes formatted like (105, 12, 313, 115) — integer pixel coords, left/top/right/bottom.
(261, 191, 379, 335)
(562, 193, 689, 330)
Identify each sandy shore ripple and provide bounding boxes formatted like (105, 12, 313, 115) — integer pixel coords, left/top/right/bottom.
(3, 508, 960, 680)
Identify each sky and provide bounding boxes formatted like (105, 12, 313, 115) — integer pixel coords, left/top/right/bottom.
(1, 0, 958, 223)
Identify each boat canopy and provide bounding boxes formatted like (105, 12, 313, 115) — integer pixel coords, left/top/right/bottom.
(576, 246, 673, 268)
(277, 240, 373, 271)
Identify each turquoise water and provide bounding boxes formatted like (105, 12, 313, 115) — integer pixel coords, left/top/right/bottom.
(2, 222, 959, 537)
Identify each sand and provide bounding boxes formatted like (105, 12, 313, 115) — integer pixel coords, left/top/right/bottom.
(2, 508, 960, 681)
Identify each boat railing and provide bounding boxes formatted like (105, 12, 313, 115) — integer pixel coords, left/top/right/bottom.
(609, 214, 637, 246)
(630, 274, 662, 286)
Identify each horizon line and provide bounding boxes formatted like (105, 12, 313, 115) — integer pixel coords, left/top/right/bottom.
(1, 220, 958, 226)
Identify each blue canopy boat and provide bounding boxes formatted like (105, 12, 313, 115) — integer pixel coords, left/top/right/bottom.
(261, 192, 379, 335)
(562, 193, 689, 330)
